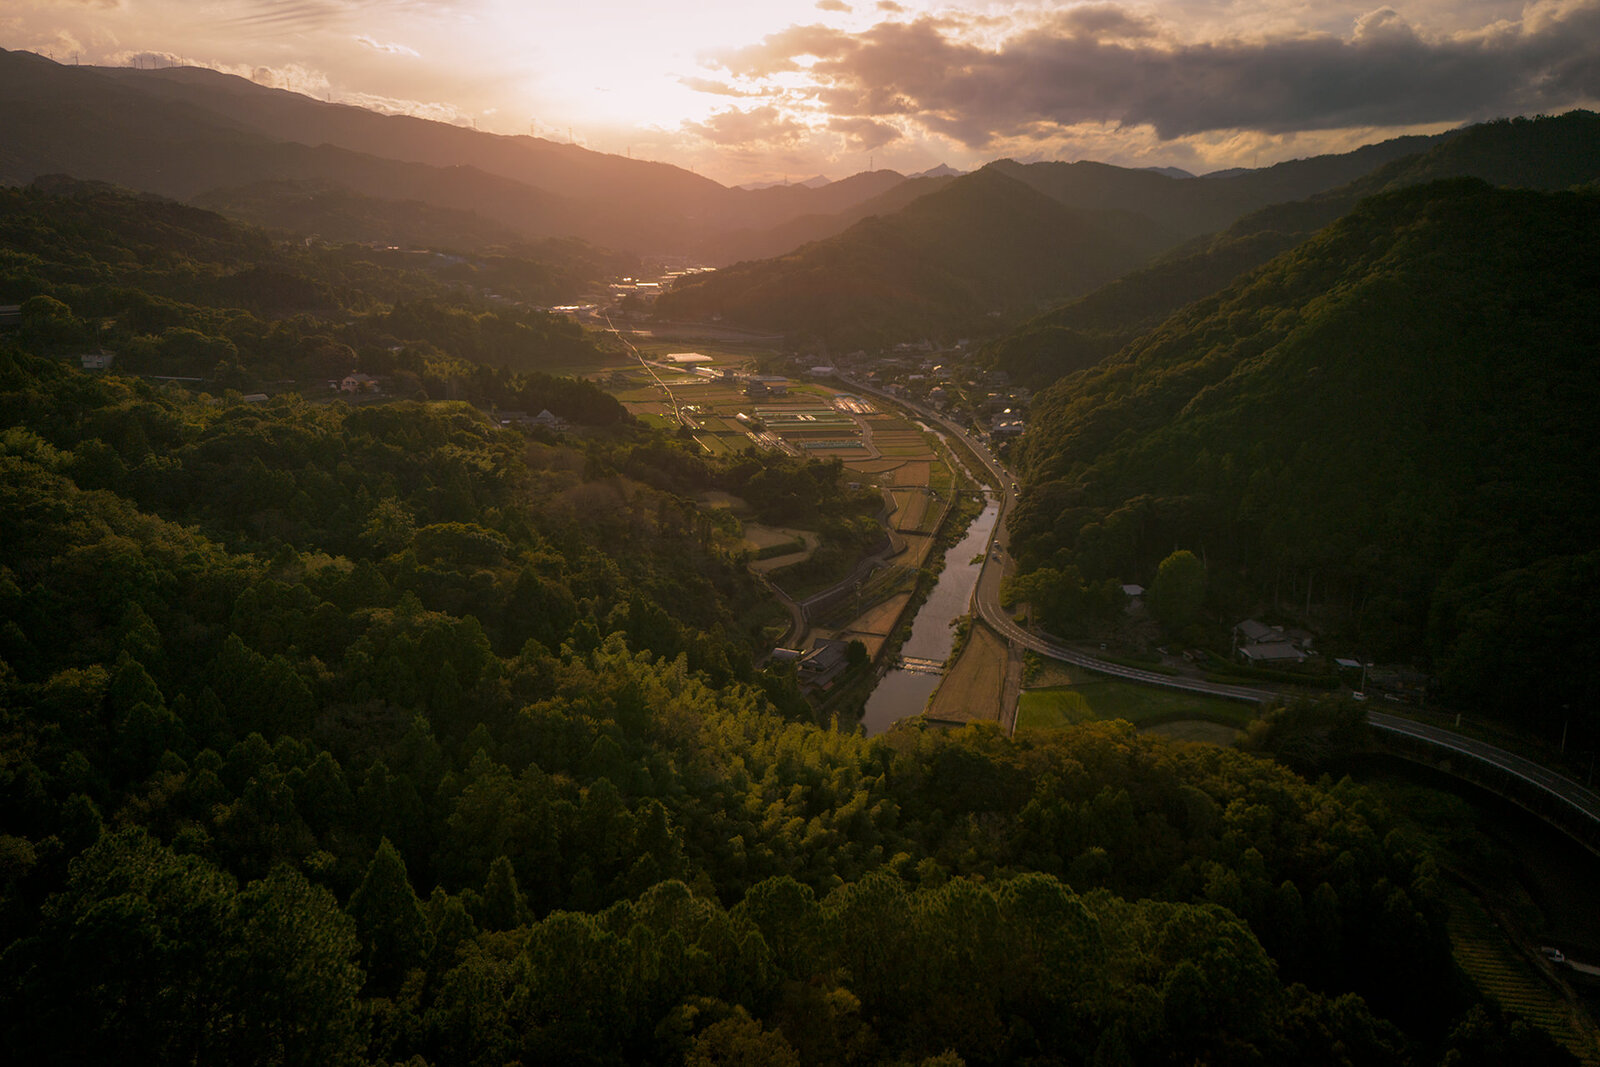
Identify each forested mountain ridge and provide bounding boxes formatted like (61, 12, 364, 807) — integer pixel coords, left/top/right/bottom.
(0, 177, 630, 407)
(986, 110, 1600, 385)
(651, 131, 1510, 348)
(988, 128, 1449, 241)
(0, 82, 1584, 1064)
(0, 47, 1532, 274)
(0, 49, 921, 259)
(1010, 179, 1600, 726)
(653, 166, 1179, 348)
(702, 172, 959, 265)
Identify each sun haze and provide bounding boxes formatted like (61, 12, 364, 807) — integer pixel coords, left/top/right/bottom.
(5, 0, 1597, 183)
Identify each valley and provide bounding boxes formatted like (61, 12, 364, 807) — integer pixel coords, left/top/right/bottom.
(2, 44, 1600, 1065)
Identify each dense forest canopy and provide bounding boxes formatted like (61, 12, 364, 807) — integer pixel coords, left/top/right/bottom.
(1010, 180, 1600, 727)
(0, 177, 624, 409)
(0, 173, 1584, 1064)
(0, 366, 1565, 1063)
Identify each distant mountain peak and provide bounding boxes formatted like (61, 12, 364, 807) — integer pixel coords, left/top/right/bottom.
(910, 163, 964, 179)
(737, 175, 832, 190)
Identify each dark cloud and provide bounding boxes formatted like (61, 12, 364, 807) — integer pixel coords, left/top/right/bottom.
(712, 3, 1600, 147)
(683, 105, 807, 146)
(828, 115, 901, 149)
(714, 23, 859, 74)
(1050, 3, 1159, 41)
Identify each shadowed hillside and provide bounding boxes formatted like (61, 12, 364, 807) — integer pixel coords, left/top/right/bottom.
(986, 111, 1600, 385)
(1010, 179, 1600, 725)
(654, 167, 1179, 347)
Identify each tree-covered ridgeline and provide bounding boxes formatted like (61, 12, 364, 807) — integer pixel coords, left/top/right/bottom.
(982, 110, 1600, 388)
(652, 167, 1176, 350)
(1009, 179, 1600, 729)
(0, 338, 1573, 1063)
(0, 176, 623, 398)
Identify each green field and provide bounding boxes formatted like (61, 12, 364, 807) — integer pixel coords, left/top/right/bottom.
(1017, 672, 1260, 732)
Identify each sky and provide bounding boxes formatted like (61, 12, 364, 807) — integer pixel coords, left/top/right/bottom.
(5, 0, 1599, 186)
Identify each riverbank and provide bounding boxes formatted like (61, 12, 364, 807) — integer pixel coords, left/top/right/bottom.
(858, 500, 999, 734)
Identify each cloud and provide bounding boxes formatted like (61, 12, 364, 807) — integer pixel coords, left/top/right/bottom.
(247, 62, 334, 97)
(225, 1, 347, 35)
(679, 76, 763, 97)
(355, 35, 420, 57)
(817, 0, 850, 11)
(1051, 3, 1159, 41)
(828, 114, 901, 149)
(683, 105, 808, 146)
(1351, 8, 1419, 44)
(709, 2, 1600, 149)
(712, 23, 859, 75)
(876, 1, 903, 12)
(340, 90, 476, 125)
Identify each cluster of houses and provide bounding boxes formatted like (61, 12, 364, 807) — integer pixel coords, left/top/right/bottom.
(1231, 618, 1316, 665)
(770, 638, 854, 690)
(331, 373, 379, 394)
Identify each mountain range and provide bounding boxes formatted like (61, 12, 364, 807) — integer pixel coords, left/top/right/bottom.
(985, 111, 1600, 384)
(6, 48, 1600, 365)
(0, 50, 1508, 279)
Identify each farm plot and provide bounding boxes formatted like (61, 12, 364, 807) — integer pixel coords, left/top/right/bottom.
(848, 458, 906, 476)
(873, 432, 937, 458)
(885, 460, 932, 487)
(890, 489, 929, 532)
(927, 623, 1008, 725)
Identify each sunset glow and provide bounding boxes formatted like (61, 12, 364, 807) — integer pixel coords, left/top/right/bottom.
(5, 0, 1597, 184)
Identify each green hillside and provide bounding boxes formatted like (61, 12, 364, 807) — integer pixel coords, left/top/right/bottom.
(0, 180, 1579, 1065)
(654, 166, 1177, 347)
(987, 111, 1600, 386)
(0, 178, 621, 397)
(1010, 179, 1600, 725)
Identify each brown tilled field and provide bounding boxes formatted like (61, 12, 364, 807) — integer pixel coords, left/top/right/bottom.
(891, 490, 929, 531)
(926, 623, 1007, 725)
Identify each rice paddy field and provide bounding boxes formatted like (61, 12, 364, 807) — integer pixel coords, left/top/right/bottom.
(605, 362, 941, 489)
(1016, 665, 1259, 732)
(603, 351, 951, 646)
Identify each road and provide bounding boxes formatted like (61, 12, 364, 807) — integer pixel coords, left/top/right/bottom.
(837, 375, 1600, 832)
(602, 312, 692, 430)
(1367, 709, 1600, 826)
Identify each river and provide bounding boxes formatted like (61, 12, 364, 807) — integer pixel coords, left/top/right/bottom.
(859, 499, 999, 735)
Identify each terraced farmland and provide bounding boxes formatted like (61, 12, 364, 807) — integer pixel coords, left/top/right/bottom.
(1445, 887, 1600, 1064)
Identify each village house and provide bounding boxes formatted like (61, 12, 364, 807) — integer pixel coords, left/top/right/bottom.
(1232, 618, 1311, 665)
